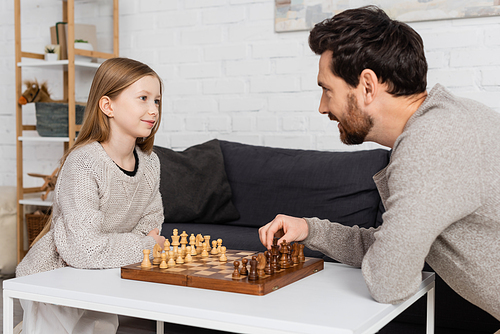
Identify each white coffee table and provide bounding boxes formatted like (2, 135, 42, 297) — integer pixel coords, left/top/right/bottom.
(3, 263, 435, 334)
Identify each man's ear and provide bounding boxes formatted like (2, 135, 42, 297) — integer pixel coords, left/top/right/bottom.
(99, 96, 114, 118)
(359, 69, 379, 105)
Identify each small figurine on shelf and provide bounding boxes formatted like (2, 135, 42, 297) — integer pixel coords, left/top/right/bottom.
(27, 167, 59, 201)
(18, 80, 55, 105)
(44, 45, 58, 62)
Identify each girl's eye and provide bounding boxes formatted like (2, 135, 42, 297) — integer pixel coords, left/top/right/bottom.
(154, 99, 160, 105)
(140, 96, 147, 101)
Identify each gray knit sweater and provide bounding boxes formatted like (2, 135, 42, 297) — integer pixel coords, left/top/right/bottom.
(16, 142, 164, 277)
(303, 84, 500, 320)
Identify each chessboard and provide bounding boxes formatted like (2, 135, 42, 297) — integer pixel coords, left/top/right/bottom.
(121, 249, 324, 296)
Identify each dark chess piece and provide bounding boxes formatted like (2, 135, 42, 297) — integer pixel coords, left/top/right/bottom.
(280, 240, 290, 269)
(248, 256, 258, 281)
(232, 261, 241, 278)
(264, 250, 274, 275)
(292, 243, 299, 264)
(240, 258, 249, 275)
(298, 244, 306, 262)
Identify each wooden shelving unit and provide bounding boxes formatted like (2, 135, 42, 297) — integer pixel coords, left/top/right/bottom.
(14, 0, 119, 262)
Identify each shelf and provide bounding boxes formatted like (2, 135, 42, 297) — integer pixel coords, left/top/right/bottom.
(18, 59, 101, 69)
(18, 136, 69, 142)
(19, 198, 53, 207)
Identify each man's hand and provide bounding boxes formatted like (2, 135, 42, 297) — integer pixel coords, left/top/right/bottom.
(147, 228, 165, 249)
(258, 214, 309, 249)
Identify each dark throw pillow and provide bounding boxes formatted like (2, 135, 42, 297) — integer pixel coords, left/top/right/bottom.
(154, 139, 240, 224)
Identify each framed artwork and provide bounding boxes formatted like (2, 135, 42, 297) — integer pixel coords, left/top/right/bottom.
(275, 0, 500, 32)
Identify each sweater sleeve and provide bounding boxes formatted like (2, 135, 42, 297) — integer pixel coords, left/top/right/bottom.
(52, 151, 158, 269)
(302, 217, 378, 267)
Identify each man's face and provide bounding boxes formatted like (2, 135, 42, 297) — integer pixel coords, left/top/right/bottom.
(317, 51, 373, 145)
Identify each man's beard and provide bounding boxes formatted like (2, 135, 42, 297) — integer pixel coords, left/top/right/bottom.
(334, 93, 374, 145)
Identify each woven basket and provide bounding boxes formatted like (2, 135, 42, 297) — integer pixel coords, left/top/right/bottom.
(35, 102, 86, 137)
(26, 212, 50, 246)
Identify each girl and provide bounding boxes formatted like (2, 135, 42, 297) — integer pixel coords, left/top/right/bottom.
(16, 57, 166, 333)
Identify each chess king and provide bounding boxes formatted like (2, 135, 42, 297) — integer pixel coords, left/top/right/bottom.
(259, 5, 500, 322)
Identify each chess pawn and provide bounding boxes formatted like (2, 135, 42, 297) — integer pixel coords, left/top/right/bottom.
(204, 236, 211, 251)
(298, 244, 306, 262)
(201, 242, 209, 257)
(210, 240, 218, 255)
(279, 240, 290, 269)
(232, 261, 241, 279)
(159, 252, 168, 269)
(217, 238, 223, 253)
(171, 229, 180, 247)
(219, 246, 227, 262)
(185, 246, 193, 263)
(240, 258, 248, 275)
(176, 253, 184, 264)
(141, 249, 152, 268)
(167, 250, 176, 266)
(248, 256, 258, 281)
(164, 239, 170, 251)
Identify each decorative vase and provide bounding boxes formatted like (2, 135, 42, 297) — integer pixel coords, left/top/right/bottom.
(44, 53, 58, 61)
(74, 42, 93, 62)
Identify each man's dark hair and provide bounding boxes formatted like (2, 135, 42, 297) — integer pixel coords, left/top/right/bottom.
(309, 6, 427, 96)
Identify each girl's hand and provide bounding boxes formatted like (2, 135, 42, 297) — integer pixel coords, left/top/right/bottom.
(258, 214, 309, 250)
(147, 228, 165, 249)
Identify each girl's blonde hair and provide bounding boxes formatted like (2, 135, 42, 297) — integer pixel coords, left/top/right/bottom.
(32, 58, 163, 246)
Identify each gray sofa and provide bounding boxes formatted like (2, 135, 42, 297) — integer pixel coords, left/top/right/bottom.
(154, 140, 499, 334)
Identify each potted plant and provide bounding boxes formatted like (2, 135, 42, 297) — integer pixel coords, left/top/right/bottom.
(74, 39, 93, 62)
(44, 46, 58, 61)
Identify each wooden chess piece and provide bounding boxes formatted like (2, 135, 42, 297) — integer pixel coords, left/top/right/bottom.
(176, 253, 184, 264)
(159, 252, 168, 269)
(141, 249, 152, 268)
(264, 250, 274, 275)
(280, 240, 290, 269)
(189, 234, 197, 255)
(240, 258, 249, 275)
(298, 244, 306, 262)
(211, 240, 218, 255)
(180, 230, 188, 246)
(248, 256, 258, 281)
(185, 246, 193, 263)
(164, 239, 170, 251)
(217, 238, 223, 253)
(219, 246, 227, 262)
(292, 243, 299, 265)
(171, 229, 180, 247)
(287, 242, 294, 267)
(257, 253, 266, 277)
(152, 243, 162, 265)
(180, 244, 187, 257)
(232, 261, 241, 278)
(167, 250, 176, 266)
(204, 235, 211, 251)
(201, 242, 209, 257)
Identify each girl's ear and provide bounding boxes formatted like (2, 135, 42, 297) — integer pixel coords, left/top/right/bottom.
(99, 96, 114, 118)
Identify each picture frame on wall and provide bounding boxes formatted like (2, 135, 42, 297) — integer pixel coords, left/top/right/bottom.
(275, 0, 500, 32)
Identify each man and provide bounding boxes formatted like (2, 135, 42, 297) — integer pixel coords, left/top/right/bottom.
(259, 6, 500, 321)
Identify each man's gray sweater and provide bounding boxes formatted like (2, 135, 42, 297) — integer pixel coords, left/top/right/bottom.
(303, 84, 500, 320)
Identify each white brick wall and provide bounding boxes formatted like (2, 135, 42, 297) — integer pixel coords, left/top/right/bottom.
(1, 0, 500, 187)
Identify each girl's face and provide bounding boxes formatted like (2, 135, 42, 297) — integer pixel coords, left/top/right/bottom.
(107, 75, 161, 141)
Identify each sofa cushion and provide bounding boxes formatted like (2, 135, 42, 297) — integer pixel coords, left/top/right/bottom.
(154, 140, 240, 224)
(219, 141, 389, 229)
